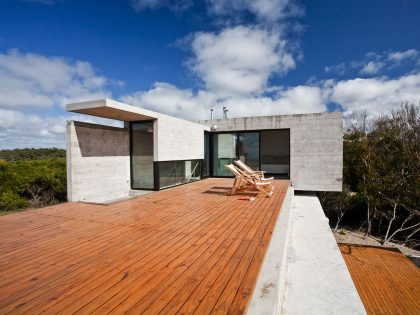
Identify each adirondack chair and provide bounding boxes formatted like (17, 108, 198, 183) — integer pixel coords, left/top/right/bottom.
(224, 164, 273, 198)
(234, 160, 273, 181)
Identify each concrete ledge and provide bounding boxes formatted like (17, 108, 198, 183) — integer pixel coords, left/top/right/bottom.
(280, 193, 366, 314)
(246, 186, 294, 315)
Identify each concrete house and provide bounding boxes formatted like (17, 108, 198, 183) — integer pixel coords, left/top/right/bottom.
(1, 98, 371, 315)
(66, 99, 343, 203)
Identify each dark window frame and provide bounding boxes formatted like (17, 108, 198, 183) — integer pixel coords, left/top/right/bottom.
(202, 131, 211, 179)
(129, 120, 156, 191)
(210, 128, 291, 179)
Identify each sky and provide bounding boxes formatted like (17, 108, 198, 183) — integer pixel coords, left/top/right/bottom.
(0, 0, 419, 149)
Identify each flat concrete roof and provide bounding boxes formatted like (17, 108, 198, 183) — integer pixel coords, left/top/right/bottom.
(67, 99, 160, 121)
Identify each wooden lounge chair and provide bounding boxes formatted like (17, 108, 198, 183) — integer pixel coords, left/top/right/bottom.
(234, 160, 273, 181)
(224, 164, 273, 198)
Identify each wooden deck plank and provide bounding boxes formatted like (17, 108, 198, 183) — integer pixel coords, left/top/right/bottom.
(0, 200, 224, 312)
(86, 187, 260, 313)
(0, 178, 288, 315)
(127, 189, 275, 314)
(339, 244, 420, 315)
(66, 198, 249, 314)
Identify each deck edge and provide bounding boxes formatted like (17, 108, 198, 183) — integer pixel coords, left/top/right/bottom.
(246, 185, 294, 315)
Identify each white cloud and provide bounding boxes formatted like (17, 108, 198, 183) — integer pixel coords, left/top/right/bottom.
(189, 26, 295, 97)
(219, 85, 325, 117)
(325, 49, 419, 76)
(130, 0, 192, 12)
(360, 61, 384, 75)
(330, 73, 420, 114)
(206, 0, 303, 23)
(122, 72, 420, 122)
(121, 82, 216, 120)
(121, 82, 325, 121)
(129, 0, 302, 20)
(0, 108, 122, 149)
(0, 109, 65, 149)
(388, 49, 418, 62)
(0, 49, 111, 110)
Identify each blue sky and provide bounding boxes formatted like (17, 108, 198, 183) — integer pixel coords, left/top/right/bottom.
(0, 0, 419, 148)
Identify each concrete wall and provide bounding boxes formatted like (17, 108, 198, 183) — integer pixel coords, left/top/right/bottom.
(154, 115, 209, 161)
(200, 112, 343, 191)
(67, 121, 130, 203)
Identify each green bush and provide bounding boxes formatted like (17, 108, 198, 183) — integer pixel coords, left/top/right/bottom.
(0, 191, 28, 212)
(0, 157, 66, 213)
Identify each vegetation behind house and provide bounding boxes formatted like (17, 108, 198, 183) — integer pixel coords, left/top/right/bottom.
(0, 148, 65, 161)
(0, 148, 66, 215)
(320, 103, 419, 249)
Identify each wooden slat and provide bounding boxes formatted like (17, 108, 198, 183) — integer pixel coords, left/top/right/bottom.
(0, 178, 288, 315)
(339, 244, 420, 315)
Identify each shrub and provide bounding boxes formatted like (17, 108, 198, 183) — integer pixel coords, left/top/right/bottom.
(0, 191, 28, 212)
(0, 157, 66, 213)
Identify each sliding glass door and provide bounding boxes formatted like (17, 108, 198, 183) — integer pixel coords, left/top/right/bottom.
(260, 130, 290, 178)
(238, 132, 259, 171)
(212, 132, 259, 176)
(211, 130, 290, 178)
(130, 121, 154, 189)
(212, 133, 237, 176)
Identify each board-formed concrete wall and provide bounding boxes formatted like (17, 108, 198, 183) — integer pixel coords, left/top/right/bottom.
(154, 115, 209, 161)
(67, 121, 130, 203)
(199, 112, 343, 192)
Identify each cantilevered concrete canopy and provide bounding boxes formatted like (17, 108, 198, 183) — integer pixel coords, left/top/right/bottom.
(67, 99, 159, 121)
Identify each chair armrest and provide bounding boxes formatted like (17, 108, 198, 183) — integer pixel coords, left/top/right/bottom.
(255, 182, 272, 186)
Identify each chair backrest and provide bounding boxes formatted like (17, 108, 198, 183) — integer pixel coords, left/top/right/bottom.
(234, 160, 254, 174)
(225, 164, 255, 184)
(224, 164, 242, 177)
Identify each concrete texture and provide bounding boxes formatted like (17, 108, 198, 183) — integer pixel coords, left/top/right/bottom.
(200, 112, 343, 192)
(67, 99, 210, 162)
(279, 193, 366, 315)
(66, 121, 130, 203)
(247, 186, 294, 315)
(155, 114, 208, 161)
(66, 100, 210, 201)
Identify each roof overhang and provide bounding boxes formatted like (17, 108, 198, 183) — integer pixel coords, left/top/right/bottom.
(66, 99, 159, 121)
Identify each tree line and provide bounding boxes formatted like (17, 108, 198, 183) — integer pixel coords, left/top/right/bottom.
(319, 103, 419, 249)
(0, 148, 65, 161)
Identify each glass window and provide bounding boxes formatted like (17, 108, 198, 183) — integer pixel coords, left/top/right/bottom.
(131, 122, 154, 189)
(238, 132, 259, 171)
(260, 130, 290, 178)
(212, 133, 237, 176)
(159, 160, 201, 189)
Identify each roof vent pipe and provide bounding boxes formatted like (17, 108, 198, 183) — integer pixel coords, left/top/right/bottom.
(210, 108, 214, 121)
(222, 106, 229, 119)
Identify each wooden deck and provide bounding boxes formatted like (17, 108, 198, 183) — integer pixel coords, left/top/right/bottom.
(339, 244, 420, 315)
(0, 178, 289, 314)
